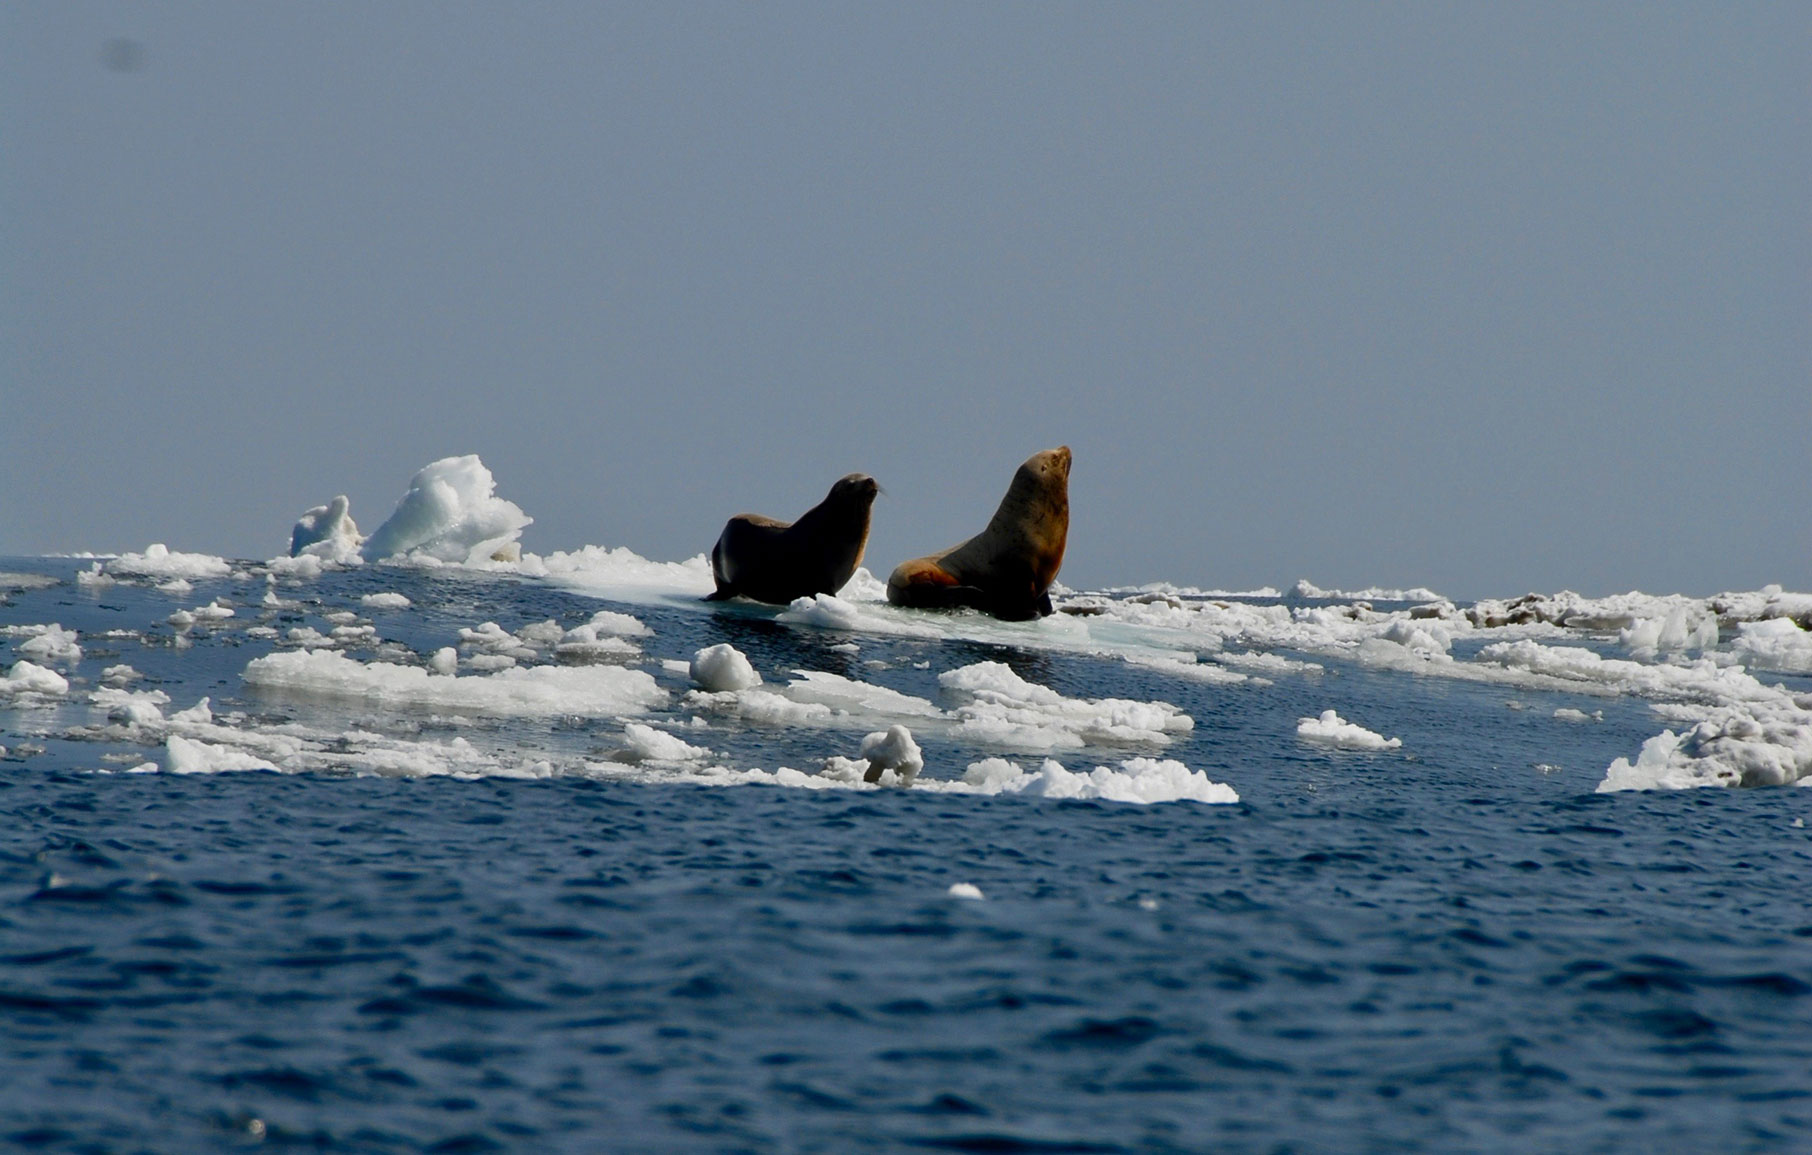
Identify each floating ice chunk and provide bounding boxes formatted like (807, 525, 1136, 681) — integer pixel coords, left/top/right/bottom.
(621, 722, 709, 763)
(690, 644, 762, 692)
(939, 661, 1194, 750)
(537, 546, 717, 600)
(1123, 651, 1250, 685)
(838, 567, 888, 602)
(289, 495, 362, 561)
(1620, 605, 1719, 657)
(1, 660, 69, 698)
(165, 734, 281, 775)
(1710, 587, 1812, 629)
(688, 688, 835, 726)
(779, 593, 864, 631)
(960, 756, 1239, 804)
(0, 572, 59, 593)
(360, 455, 532, 565)
(1729, 618, 1812, 675)
(428, 647, 459, 676)
(458, 621, 539, 662)
(464, 653, 518, 671)
(1379, 618, 1452, 655)
(13, 624, 81, 666)
(858, 724, 923, 785)
(243, 649, 667, 717)
(1554, 708, 1603, 724)
(576, 610, 651, 638)
(361, 592, 412, 610)
(91, 686, 170, 728)
(556, 612, 649, 661)
(1599, 698, 1812, 791)
(170, 697, 214, 725)
(1476, 640, 1777, 705)
(1297, 709, 1401, 751)
(785, 670, 942, 720)
(75, 563, 115, 590)
(777, 591, 944, 637)
(948, 882, 985, 900)
(100, 664, 142, 687)
(108, 544, 233, 580)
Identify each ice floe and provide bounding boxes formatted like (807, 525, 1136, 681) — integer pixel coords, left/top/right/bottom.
(5, 624, 82, 666)
(243, 649, 667, 717)
(1296, 710, 1401, 751)
(1, 661, 69, 700)
(105, 544, 234, 580)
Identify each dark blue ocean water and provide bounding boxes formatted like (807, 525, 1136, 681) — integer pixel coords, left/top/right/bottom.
(4, 558, 1811, 1153)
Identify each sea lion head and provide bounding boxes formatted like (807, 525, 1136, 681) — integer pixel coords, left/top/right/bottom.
(826, 473, 881, 510)
(981, 445, 1069, 573)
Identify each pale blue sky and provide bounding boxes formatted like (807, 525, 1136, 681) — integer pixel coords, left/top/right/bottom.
(4, 3, 1806, 598)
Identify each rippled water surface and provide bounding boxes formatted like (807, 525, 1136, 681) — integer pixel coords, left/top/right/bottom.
(4, 558, 1811, 1153)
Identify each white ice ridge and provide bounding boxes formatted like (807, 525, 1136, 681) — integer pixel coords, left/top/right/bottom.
(290, 495, 362, 562)
(1296, 710, 1401, 751)
(361, 455, 532, 566)
(1291, 579, 1444, 602)
(242, 649, 667, 717)
(682, 749, 1236, 805)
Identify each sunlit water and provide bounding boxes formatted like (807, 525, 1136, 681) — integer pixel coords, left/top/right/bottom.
(3, 557, 1810, 1153)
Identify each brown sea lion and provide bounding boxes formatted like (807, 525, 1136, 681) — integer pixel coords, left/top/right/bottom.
(886, 446, 1070, 621)
(706, 474, 879, 605)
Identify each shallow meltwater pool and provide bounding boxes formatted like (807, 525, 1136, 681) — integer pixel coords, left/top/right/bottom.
(3, 555, 1811, 1152)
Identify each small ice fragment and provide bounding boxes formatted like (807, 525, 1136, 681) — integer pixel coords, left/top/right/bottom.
(860, 724, 923, 785)
(290, 495, 362, 560)
(621, 722, 709, 763)
(1296, 710, 1401, 751)
(429, 648, 459, 676)
(361, 592, 412, 610)
(690, 644, 761, 692)
(947, 883, 985, 900)
(1554, 708, 1602, 724)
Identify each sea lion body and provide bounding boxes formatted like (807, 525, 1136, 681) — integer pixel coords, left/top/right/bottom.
(707, 473, 879, 605)
(886, 446, 1070, 621)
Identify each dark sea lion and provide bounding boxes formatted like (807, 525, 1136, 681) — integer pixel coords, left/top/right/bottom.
(886, 446, 1070, 621)
(706, 474, 879, 605)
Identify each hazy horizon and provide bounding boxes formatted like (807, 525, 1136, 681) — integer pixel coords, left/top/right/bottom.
(5, 3, 1806, 600)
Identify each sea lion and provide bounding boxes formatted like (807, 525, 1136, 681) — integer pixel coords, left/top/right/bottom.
(706, 473, 879, 605)
(886, 446, 1070, 621)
